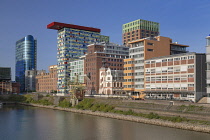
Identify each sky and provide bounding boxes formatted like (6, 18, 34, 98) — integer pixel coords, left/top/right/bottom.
(0, 0, 210, 80)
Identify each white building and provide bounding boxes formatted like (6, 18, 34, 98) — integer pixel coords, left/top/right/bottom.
(99, 67, 125, 95)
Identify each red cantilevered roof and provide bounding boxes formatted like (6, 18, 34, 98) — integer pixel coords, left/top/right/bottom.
(47, 22, 101, 32)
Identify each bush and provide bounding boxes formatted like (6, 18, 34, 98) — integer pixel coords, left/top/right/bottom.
(75, 98, 95, 110)
(23, 94, 35, 103)
(7, 95, 26, 102)
(146, 112, 160, 119)
(74, 98, 115, 112)
(124, 109, 136, 115)
(166, 116, 188, 123)
(177, 105, 186, 111)
(90, 103, 101, 112)
(38, 99, 53, 105)
(59, 99, 71, 108)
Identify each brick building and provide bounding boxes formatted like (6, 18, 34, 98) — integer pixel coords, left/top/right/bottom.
(36, 65, 57, 93)
(85, 42, 129, 94)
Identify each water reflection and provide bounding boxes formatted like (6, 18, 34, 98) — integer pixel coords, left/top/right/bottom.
(0, 105, 210, 140)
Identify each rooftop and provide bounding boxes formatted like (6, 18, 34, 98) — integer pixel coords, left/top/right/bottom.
(47, 22, 101, 32)
(145, 52, 205, 61)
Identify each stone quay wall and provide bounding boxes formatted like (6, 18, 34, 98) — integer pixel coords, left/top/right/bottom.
(20, 103, 210, 134)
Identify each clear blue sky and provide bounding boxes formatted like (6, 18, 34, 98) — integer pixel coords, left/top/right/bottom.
(0, 0, 210, 80)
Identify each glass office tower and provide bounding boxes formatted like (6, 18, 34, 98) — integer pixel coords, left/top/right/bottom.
(15, 35, 37, 92)
(47, 22, 109, 96)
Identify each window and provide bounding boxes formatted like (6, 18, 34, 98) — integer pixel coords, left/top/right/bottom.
(151, 69, 155, 73)
(168, 58, 173, 62)
(188, 84, 194, 87)
(162, 59, 167, 62)
(147, 49, 153, 51)
(174, 57, 180, 61)
(188, 74, 194, 77)
(181, 57, 187, 60)
(174, 67, 180, 72)
(168, 76, 173, 81)
(188, 55, 194, 59)
(151, 77, 155, 81)
(147, 42, 154, 45)
(162, 76, 167, 81)
(156, 76, 161, 81)
(146, 77, 150, 81)
(174, 76, 180, 81)
(188, 65, 194, 69)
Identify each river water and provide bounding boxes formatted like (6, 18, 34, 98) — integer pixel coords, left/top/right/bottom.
(0, 105, 210, 140)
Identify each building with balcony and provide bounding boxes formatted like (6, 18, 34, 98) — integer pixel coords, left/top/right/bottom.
(47, 22, 109, 96)
(15, 35, 37, 92)
(123, 36, 189, 95)
(122, 19, 159, 45)
(144, 52, 206, 102)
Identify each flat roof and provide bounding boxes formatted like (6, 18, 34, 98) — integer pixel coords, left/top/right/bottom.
(47, 22, 101, 32)
(145, 52, 206, 61)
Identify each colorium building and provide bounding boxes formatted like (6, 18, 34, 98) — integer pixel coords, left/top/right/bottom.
(47, 22, 109, 96)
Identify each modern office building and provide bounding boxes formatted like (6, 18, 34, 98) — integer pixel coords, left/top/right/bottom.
(144, 52, 206, 102)
(0, 67, 20, 94)
(47, 22, 109, 96)
(25, 70, 37, 92)
(69, 59, 85, 84)
(0, 67, 11, 81)
(123, 36, 189, 95)
(36, 65, 57, 93)
(85, 42, 129, 94)
(99, 67, 124, 95)
(0, 67, 11, 94)
(206, 35, 210, 103)
(15, 35, 37, 92)
(122, 19, 159, 45)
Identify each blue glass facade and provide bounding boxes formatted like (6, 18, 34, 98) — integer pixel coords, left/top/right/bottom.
(15, 35, 37, 92)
